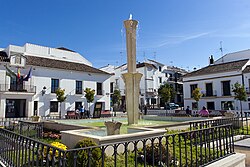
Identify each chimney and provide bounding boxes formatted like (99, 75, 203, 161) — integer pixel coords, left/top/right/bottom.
(209, 55, 214, 65)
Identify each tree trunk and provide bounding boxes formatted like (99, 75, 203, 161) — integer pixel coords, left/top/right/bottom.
(240, 100, 243, 118)
(88, 102, 90, 118)
(59, 102, 62, 119)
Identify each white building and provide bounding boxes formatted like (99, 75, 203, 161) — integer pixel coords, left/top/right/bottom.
(183, 51, 250, 113)
(0, 43, 111, 118)
(100, 59, 187, 108)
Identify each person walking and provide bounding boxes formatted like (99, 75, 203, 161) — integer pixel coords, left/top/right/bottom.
(80, 106, 85, 119)
(144, 105, 148, 115)
(185, 106, 191, 116)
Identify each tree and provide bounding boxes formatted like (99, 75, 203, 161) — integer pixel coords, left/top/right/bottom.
(55, 88, 67, 119)
(158, 83, 175, 112)
(232, 82, 247, 118)
(111, 89, 121, 116)
(84, 88, 95, 117)
(192, 88, 203, 111)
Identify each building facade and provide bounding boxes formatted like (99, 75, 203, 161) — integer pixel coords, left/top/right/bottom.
(100, 59, 187, 109)
(0, 43, 111, 118)
(183, 50, 250, 113)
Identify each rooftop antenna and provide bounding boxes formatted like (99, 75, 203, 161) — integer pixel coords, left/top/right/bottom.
(120, 51, 123, 65)
(153, 52, 156, 60)
(143, 51, 146, 62)
(220, 41, 224, 63)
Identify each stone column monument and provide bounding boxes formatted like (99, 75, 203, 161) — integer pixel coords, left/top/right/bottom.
(122, 15, 142, 125)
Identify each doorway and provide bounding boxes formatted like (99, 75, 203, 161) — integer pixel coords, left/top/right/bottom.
(5, 99, 26, 118)
(34, 101, 38, 116)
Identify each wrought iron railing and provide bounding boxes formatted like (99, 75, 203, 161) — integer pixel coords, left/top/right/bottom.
(0, 84, 36, 93)
(189, 116, 249, 136)
(0, 116, 60, 127)
(4, 120, 44, 138)
(0, 124, 234, 167)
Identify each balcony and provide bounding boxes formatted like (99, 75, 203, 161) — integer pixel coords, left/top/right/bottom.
(246, 87, 250, 94)
(145, 88, 157, 96)
(0, 84, 36, 94)
(201, 90, 217, 97)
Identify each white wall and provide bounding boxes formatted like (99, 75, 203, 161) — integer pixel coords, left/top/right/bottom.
(0, 65, 111, 117)
(183, 70, 247, 110)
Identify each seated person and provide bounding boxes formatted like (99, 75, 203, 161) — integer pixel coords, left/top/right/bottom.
(199, 106, 209, 117)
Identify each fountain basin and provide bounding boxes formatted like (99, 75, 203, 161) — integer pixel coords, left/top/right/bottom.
(61, 127, 166, 149)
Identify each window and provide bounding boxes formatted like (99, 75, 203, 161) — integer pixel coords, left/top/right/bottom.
(165, 73, 168, 77)
(159, 66, 162, 72)
(192, 102, 198, 110)
(206, 83, 213, 96)
(169, 73, 173, 81)
(222, 81, 231, 96)
(15, 56, 21, 64)
(190, 84, 197, 98)
(207, 102, 215, 110)
(75, 102, 82, 110)
(51, 79, 59, 93)
(50, 101, 58, 112)
(110, 82, 114, 93)
(97, 82, 103, 95)
(221, 101, 234, 110)
(75, 81, 83, 94)
(151, 98, 156, 104)
(159, 77, 162, 84)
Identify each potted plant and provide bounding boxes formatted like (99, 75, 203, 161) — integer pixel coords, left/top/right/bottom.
(31, 115, 40, 122)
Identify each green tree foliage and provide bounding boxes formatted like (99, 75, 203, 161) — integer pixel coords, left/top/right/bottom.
(55, 88, 67, 103)
(192, 88, 203, 110)
(158, 83, 175, 104)
(192, 88, 203, 102)
(232, 82, 247, 117)
(84, 88, 95, 115)
(55, 88, 67, 119)
(84, 88, 95, 103)
(112, 89, 121, 106)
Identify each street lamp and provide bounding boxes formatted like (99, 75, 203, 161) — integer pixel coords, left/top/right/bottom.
(41, 86, 46, 96)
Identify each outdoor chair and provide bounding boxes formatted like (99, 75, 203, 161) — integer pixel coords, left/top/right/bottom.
(65, 111, 79, 119)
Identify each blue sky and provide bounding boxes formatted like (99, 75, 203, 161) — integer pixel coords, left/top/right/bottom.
(1, 1, 250, 70)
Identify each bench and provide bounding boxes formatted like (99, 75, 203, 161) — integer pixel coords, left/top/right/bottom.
(65, 111, 79, 119)
(101, 110, 112, 117)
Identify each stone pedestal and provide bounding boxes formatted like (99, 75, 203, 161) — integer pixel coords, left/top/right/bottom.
(105, 121, 122, 135)
(122, 73, 142, 125)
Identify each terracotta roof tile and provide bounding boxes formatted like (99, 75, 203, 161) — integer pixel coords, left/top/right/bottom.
(184, 59, 249, 77)
(243, 65, 250, 73)
(26, 55, 109, 75)
(0, 51, 9, 62)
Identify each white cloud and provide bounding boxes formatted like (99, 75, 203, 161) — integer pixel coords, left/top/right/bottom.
(156, 32, 211, 48)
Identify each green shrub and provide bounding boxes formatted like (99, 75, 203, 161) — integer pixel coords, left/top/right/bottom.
(72, 138, 102, 167)
(143, 143, 172, 166)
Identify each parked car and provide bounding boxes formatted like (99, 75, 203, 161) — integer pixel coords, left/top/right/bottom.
(166, 103, 179, 110)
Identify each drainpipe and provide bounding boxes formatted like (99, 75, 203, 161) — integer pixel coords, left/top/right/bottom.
(241, 73, 245, 86)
